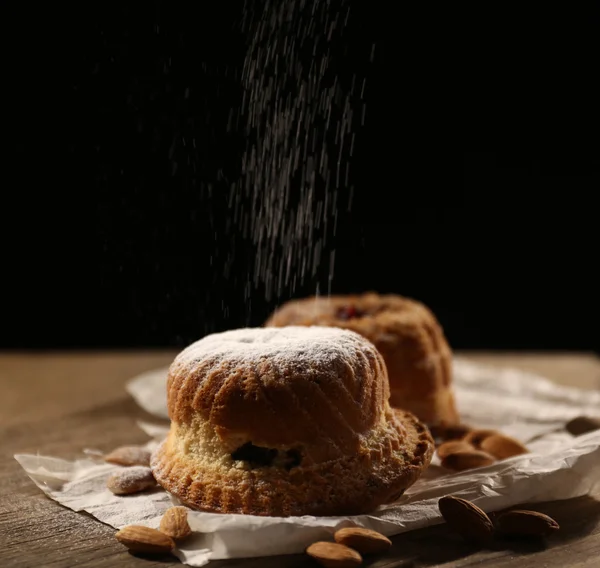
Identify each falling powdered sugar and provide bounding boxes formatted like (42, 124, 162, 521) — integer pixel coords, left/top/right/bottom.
(228, 0, 372, 307)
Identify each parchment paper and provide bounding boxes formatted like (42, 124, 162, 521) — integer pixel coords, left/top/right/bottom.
(15, 359, 600, 566)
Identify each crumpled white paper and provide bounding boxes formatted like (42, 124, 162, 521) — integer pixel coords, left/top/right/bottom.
(15, 359, 600, 567)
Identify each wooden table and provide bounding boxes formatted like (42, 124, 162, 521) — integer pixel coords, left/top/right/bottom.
(1, 351, 599, 567)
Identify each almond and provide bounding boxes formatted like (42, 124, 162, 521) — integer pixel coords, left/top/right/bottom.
(437, 440, 475, 460)
(441, 449, 495, 471)
(104, 445, 151, 467)
(438, 496, 494, 542)
(115, 525, 174, 554)
(334, 527, 391, 554)
(429, 423, 472, 442)
(463, 429, 498, 448)
(160, 506, 192, 541)
(306, 542, 362, 567)
(443, 423, 473, 441)
(107, 466, 156, 495)
(496, 509, 560, 537)
(565, 416, 600, 436)
(480, 434, 528, 460)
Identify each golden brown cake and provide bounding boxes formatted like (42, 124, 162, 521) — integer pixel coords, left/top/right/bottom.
(265, 293, 459, 427)
(151, 326, 433, 517)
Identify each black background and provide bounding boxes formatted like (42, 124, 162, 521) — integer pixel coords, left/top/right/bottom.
(3, 1, 598, 351)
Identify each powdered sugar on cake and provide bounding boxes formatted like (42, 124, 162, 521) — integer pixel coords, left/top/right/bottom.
(172, 326, 377, 371)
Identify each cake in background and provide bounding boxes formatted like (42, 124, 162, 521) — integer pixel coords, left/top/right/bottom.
(265, 292, 459, 428)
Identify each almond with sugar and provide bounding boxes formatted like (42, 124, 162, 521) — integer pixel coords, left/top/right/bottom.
(441, 449, 495, 471)
(306, 541, 362, 567)
(437, 440, 475, 460)
(463, 429, 498, 448)
(565, 416, 600, 436)
(107, 466, 156, 495)
(438, 496, 494, 542)
(104, 445, 151, 467)
(496, 510, 560, 537)
(115, 525, 174, 554)
(480, 434, 528, 460)
(160, 506, 192, 540)
(334, 526, 391, 554)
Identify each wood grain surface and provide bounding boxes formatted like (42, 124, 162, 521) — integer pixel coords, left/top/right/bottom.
(1, 351, 599, 567)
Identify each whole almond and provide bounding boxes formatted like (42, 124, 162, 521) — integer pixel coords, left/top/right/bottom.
(104, 446, 151, 467)
(463, 429, 498, 448)
(160, 506, 191, 540)
(107, 466, 156, 495)
(429, 423, 472, 442)
(306, 542, 362, 567)
(496, 510, 560, 537)
(565, 416, 600, 436)
(334, 527, 391, 554)
(437, 440, 475, 460)
(115, 525, 174, 554)
(438, 496, 494, 542)
(441, 450, 495, 471)
(480, 434, 528, 460)
(442, 423, 473, 441)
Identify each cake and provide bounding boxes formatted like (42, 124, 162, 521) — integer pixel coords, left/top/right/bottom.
(265, 293, 459, 427)
(150, 326, 434, 517)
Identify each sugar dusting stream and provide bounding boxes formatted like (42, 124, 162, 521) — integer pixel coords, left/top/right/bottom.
(226, 0, 372, 321)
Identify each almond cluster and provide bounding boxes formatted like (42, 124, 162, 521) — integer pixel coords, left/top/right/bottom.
(306, 526, 392, 567)
(115, 506, 192, 555)
(438, 495, 560, 543)
(104, 445, 157, 496)
(432, 425, 529, 471)
(104, 445, 192, 556)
